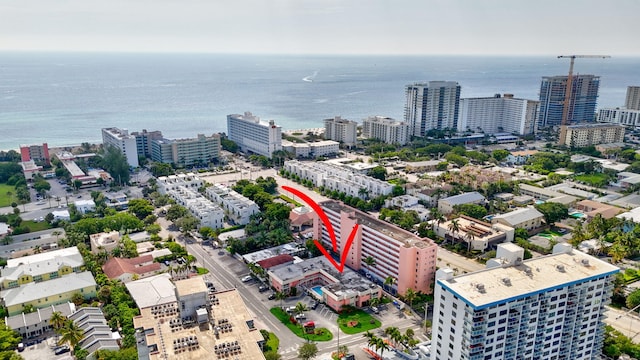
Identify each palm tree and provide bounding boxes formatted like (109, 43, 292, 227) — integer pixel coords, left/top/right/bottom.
(464, 231, 475, 252)
(376, 336, 390, 358)
(58, 321, 84, 354)
(275, 291, 287, 308)
(403, 288, 417, 309)
(295, 301, 308, 318)
(385, 326, 401, 347)
(384, 276, 396, 294)
(51, 230, 62, 240)
(49, 311, 66, 333)
(447, 218, 460, 245)
(363, 256, 376, 268)
(430, 208, 445, 231)
(363, 330, 375, 345)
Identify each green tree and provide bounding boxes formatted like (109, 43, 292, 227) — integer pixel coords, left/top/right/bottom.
(58, 321, 84, 354)
(0, 320, 21, 352)
(368, 166, 387, 181)
(166, 205, 189, 221)
(297, 342, 318, 360)
(535, 202, 569, 226)
(49, 311, 66, 333)
(403, 287, 417, 308)
(626, 289, 640, 310)
(265, 351, 282, 360)
(491, 149, 510, 162)
(101, 145, 131, 184)
(127, 199, 154, 220)
(454, 204, 487, 219)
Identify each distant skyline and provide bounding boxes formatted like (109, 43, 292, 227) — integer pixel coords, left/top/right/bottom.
(1, 0, 639, 56)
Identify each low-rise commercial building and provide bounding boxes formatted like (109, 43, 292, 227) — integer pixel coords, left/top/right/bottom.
(438, 192, 486, 215)
(102, 255, 162, 283)
(268, 257, 381, 311)
(491, 207, 545, 231)
(434, 215, 514, 252)
(69, 307, 120, 359)
(89, 230, 120, 254)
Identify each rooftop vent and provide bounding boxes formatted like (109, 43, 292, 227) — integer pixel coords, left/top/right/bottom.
(475, 283, 486, 293)
(524, 268, 533, 276)
(556, 264, 565, 272)
(581, 259, 590, 267)
(501, 277, 512, 286)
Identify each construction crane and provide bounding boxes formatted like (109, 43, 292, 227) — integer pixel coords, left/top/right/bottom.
(557, 55, 610, 145)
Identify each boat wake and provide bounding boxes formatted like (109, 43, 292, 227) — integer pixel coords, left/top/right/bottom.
(302, 71, 318, 82)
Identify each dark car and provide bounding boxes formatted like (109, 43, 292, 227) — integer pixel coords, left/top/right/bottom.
(268, 293, 276, 300)
(54, 345, 70, 355)
(310, 301, 319, 310)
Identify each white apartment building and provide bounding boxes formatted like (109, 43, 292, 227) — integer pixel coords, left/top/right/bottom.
(281, 140, 340, 158)
(205, 183, 260, 225)
(284, 160, 394, 199)
(150, 133, 221, 166)
(432, 243, 618, 360)
(404, 81, 461, 136)
(227, 112, 282, 158)
(458, 94, 539, 135)
(324, 116, 358, 146)
(563, 123, 625, 148)
(597, 107, 640, 127)
(362, 116, 410, 145)
(157, 174, 224, 229)
(101, 127, 139, 167)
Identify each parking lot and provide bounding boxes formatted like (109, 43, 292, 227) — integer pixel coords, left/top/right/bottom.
(18, 336, 72, 360)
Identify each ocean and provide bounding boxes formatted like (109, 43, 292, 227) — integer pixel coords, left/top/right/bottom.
(1, 52, 639, 151)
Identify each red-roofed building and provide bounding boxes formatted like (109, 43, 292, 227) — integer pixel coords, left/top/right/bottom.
(256, 254, 295, 270)
(102, 255, 161, 283)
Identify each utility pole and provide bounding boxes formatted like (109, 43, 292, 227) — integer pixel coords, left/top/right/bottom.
(556, 55, 610, 145)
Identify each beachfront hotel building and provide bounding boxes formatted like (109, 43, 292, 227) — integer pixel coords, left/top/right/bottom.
(458, 94, 539, 135)
(131, 129, 163, 158)
(562, 123, 625, 148)
(101, 127, 139, 167)
(431, 243, 618, 360)
(150, 133, 221, 166)
(311, 200, 438, 295)
(404, 81, 461, 136)
(283, 160, 394, 199)
(537, 75, 600, 128)
(324, 116, 358, 147)
(19, 143, 50, 166)
(227, 112, 282, 158)
(361, 116, 410, 145)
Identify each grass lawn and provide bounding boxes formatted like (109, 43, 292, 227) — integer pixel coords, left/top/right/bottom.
(574, 173, 610, 187)
(264, 331, 279, 352)
(22, 220, 51, 232)
(270, 308, 333, 341)
(338, 309, 381, 334)
(196, 267, 209, 275)
(0, 184, 16, 207)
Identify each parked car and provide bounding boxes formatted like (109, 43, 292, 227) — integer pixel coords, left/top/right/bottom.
(241, 275, 253, 283)
(17, 343, 24, 352)
(54, 345, 70, 355)
(258, 285, 269, 292)
(371, 306, 379, 314)
(294, 313, 306, 320)
(310, 301, 319, 310)
(268, 293, 276, 300)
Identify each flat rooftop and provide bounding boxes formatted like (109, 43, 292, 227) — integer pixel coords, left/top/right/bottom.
(134, 289, 264, 360)
(322, 201, 435, 248)
(438, 250, 619, 310)
(175, 277, 207, 297)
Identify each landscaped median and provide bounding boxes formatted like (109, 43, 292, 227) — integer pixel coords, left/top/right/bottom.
(270, 308, 333, 341)
(337, 308, 381, 334)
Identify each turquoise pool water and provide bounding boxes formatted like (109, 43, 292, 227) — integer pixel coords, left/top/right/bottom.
(311, 286, 323, 297)
(570, 212, 586, 219)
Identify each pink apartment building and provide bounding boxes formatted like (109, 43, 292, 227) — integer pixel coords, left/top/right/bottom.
(313, 200, 438, 295)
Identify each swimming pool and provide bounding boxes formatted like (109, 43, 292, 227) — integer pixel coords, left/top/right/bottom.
(570, 212, 586, 219)
(311, 286, 323, 297)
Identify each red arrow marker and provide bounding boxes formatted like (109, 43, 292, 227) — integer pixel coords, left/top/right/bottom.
(283, 185, 359, 273)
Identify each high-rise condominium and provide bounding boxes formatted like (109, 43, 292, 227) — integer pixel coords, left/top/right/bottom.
(537, 75, 600, 128)
(404, 81, 461, 137)
(226, 112, 282, 158)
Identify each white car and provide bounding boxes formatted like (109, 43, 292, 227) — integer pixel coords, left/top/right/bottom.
(241, 275, 253, 283)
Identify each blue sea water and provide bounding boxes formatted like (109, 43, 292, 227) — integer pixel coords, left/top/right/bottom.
(1, 52, 639, 151)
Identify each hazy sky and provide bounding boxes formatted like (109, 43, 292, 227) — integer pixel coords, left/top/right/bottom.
(1, 0, 638, 55)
